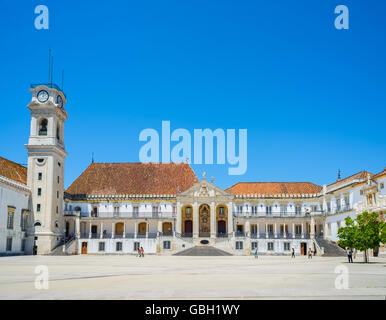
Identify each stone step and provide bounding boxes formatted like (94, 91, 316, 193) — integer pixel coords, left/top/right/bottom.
(174, 246, 232, 256)
(315, 239, 346, 257)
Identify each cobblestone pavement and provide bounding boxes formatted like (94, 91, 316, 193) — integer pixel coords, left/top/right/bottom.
(0, 255, 385, 299)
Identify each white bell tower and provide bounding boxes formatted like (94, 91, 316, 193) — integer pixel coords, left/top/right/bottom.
(26, 84, 68, 255)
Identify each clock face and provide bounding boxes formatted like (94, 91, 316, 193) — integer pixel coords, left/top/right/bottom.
(37, 90, 49, 103)
(57, 95, 63, 108)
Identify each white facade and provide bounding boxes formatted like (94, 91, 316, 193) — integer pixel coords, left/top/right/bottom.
(0, 176, 31, 255)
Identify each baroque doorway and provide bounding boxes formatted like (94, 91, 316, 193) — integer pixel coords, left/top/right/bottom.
(199, 204, 210, 237)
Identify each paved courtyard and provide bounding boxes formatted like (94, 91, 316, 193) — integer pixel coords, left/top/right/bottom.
(0, 255, 385, 299)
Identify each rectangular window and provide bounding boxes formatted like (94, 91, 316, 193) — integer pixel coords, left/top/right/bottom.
(251, 206, 258, 214)
(38, 172, 42, 180)
(133, 206, 139, 217)
(7, 211, 14, 229)
(98, 242, 105, 251)
(267, 242, 274, 251)
(266, 206, 272, 215)
(21, 239, 26, 252)
(280, 206, 287, 214)
(284, 242, 290, 251)
(116, 242, 122, 251)
(380, 183, 384, 189)
(37, 204, 41, 212)
(57, 191, 59, 199)
(251, 224, 257, 234)
(267, 224, 273, 234)
(57, 176, 60, 183)
(37, 188, 42, 196)
(295, 225, 302, 235)
(134, 242, 140, 251)
(251, 242, 258, 250)
(237, 206, 243, 214)
(235, 241, 243, 250)
(6, 237, 12, 251)
(163, 241, 171, 249)
(295, 206, 302, 214)
(21, 210, 28, 231)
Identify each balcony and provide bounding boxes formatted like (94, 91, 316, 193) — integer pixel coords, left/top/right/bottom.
(235, 231, 246, 238)
(181, 233, 193, 238)
(74, 211, 176, 219)
(217, 233, 228, 238)
(233, 211, 325, 218)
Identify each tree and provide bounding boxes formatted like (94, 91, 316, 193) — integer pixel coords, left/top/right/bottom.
(337, 212, 382, 263)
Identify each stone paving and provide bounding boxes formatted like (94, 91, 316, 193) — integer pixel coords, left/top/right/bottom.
(0, 255, 385, 299)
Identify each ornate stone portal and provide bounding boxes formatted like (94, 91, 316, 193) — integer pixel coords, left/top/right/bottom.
(199, 204, 210, 236)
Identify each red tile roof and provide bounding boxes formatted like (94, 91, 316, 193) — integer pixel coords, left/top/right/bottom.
(65, 162, 197, 196)
(372, 167, 386, 180)
(0, 156, 27, 185)
(225, 182, 322, 195)
(327, 170, 373, 191)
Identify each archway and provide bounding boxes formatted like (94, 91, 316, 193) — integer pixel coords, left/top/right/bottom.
(115, 222, 124, 235)
(181, 205, 193, 236)
(216, 205, 227, 236)
(199, 204, 210, 237)
(138, 222, 147, 235)
(162, 222, 172, 235)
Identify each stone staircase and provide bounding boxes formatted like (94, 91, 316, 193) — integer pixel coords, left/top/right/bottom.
(315, 238, 346, 257)
(174, 246, 232, 256)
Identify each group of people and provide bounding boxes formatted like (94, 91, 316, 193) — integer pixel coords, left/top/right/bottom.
(137, 246, 145, 257)
(346, 247, 356, 263)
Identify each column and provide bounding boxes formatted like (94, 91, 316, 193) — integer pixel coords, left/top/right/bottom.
(245, 221, 250, 237)
(265, 223, 268, 239)
(210, 202, 216, 238)
(88, 222, 92, 239)
(292, 222, 295, 239)
(176, 202, 182, 234)
(75, 217, 80, 238)
(123, 221, 126, 238)
(134, 222, 138, 239)
(227, 202, 233, 237)
(283, 223, 286, 238)
(310, 216, 315, 239)
(146, 221, 149, 238)
(193, 202, 199, 238)
(100, 222, 103, 239)
(158, 220, 162, 236)
(274, 222, 277, 238)
(301, 221, 305, 239)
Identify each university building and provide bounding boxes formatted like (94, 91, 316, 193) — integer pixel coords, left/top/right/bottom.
(1, 84, 385, 256)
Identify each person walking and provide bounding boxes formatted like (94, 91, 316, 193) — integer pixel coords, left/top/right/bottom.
(291, 248, 295, 258)
(347, 248, 353, 263)
(308, 248, 312, 259)
(254, 248, 258, 259)
(353, 248, 357, 260)
(140, 246, 144, 258)
(137, 247, 141, 257)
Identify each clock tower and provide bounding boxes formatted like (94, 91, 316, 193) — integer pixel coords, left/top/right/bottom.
(26, 84, 68, 255)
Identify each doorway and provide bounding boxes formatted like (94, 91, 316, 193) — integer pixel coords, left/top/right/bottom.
(184, 220, 192, 234)
(217, 220, 226, 235)
(65, 222, 69, 238)
(301, 242, 307, 255)
(81, 242, 88, 254)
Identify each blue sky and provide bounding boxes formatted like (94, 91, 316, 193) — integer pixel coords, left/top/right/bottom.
(1, 0, 385, 189)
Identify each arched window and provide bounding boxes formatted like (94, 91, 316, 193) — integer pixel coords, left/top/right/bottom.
(56, 122, 60, 140)
(34, 221, 41, 227)
(38, 119, 48, 136)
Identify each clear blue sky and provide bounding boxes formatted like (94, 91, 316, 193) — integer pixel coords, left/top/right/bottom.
(1, 0, 385, 189)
